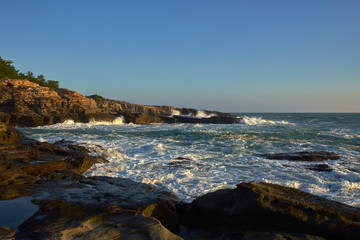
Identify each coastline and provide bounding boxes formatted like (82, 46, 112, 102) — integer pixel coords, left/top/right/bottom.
(1, 79, 360, 239)
(1, 123, 360, 239)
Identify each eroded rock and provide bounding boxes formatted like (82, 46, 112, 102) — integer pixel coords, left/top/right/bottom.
(177, 181, 360, 240)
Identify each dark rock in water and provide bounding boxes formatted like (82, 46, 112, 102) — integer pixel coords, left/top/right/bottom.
(173, 115, 239, 124)
(176, 157, 192, 161)
(259, 151, 340, 162)
(174, 108, 233, 118)
(308, 163, 333, 172)
(177, 181, 360, 240)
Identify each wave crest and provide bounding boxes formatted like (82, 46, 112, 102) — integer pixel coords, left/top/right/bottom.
(241, 116, 293, 126)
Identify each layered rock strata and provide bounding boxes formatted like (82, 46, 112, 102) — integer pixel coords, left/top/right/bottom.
(0, 79, 238, 126)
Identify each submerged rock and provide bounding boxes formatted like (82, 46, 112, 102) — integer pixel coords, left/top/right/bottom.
(259, 151, 340, 161)
(307, 163, 333, 172)
(177, 181, 360, 240)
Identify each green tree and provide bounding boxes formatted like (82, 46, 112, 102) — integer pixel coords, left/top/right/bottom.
(0, 57, 59, 89)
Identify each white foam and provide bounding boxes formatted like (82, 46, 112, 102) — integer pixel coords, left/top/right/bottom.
(21, 117, 360, 206)
(241, 116, 293, 125)
(171, 109, 217, 118)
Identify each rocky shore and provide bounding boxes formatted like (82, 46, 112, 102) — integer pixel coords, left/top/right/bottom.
(0, 79, 240, 127)
(1, 123, 360, 239)
(1, 78, 360, 239)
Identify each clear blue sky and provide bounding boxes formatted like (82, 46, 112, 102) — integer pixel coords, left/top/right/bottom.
(1, 0, 359, 112)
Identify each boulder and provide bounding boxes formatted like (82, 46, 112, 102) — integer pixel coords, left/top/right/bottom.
(177, 181, 360, 240)
(259, 151, 340, 161)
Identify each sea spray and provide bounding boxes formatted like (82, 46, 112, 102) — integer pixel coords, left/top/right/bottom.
(20, 113, 360, 206)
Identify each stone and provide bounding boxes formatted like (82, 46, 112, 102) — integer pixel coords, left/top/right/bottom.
(0, 226, 16, 239)
(307, 164, 333, 172)
(259, 151, 340, 161)
(177, 181, 360, 240)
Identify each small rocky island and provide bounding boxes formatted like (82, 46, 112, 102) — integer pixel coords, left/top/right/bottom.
(0, 76, 360, 239)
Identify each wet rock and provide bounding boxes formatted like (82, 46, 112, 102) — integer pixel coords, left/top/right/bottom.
(173, 115, 239, 124)
(177, 181, 360, 240)
(259, 151, 340, 161)
(0, 123, 23, 144)
(0, 226, 16, 239)
(16, 176, 181, 239)
(174, 108, 233, 118)
(0, 127, 107, 200)
(307, 164, 333, 172)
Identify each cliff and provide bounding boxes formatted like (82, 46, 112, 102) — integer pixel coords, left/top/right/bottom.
(0, 79, 239, 126)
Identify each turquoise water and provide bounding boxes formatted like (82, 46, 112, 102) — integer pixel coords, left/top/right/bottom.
(19, 113, 360, 206)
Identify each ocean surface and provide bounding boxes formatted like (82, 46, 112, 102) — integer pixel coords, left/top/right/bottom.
(19, 113, 360, 206)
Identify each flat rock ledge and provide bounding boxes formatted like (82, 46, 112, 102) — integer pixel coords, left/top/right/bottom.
(1, 124, 360, 239)
(177, 182, 360, 240)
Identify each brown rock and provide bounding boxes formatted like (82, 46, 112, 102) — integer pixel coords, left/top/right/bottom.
(177, 181, 360, 240)
(0, 226, 16, 239)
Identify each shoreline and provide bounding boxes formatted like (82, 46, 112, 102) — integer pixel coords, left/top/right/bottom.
(1, 123, 360, 239)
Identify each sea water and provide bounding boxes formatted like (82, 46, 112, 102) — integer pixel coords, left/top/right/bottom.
(19, 113, 360, 206)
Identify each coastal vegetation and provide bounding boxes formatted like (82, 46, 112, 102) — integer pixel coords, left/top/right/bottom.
(0, 57, 59, 89)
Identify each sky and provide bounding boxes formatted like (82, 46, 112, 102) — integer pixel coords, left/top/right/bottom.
(1, 0, 359, 112)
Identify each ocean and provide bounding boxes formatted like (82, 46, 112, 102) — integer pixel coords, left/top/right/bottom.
(19, 113, 360, 206)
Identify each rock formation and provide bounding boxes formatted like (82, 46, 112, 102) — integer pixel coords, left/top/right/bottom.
(0, 79, 238, 126)
(177, 181, 360, 240)
(0, 123, 182, 239)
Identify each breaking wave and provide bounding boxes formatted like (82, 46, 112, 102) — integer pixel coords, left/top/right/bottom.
(241, 116, 293, 126)
(171, 109, 217, 118)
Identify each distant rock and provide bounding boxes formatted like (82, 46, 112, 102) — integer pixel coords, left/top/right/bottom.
(177, 181, 360, 240)
(0, 79, 236, 126)
(259, 151, 340, 161)
(307, 163, 333, 172)
(174, 108, 233, 118)
(95, 98, 174, 117)
(173, 115, 240, 124)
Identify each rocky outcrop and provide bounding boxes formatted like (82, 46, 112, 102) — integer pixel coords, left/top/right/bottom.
(174, 108, 233, 118)
(95, 99, 174, 117)
(0, 123, 108, 200)
(259, 151, 340, 161)
(0, 79, 238, 126)
(0, 124, 182, 239)
(177, 181, 360, 240)
(0, 79, 113, 127)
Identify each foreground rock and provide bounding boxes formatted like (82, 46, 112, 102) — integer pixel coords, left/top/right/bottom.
(259, 151, 340, 161)
(0, 123, 182, 239)
(177, 181, 360, 240)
